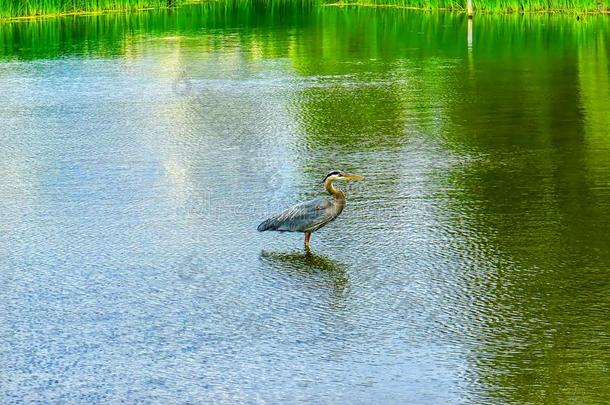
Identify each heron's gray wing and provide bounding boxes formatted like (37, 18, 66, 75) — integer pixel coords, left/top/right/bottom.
(257, 197, 335, 232)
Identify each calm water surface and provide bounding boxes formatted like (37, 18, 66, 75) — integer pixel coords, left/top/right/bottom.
(1, 5, 609, 403)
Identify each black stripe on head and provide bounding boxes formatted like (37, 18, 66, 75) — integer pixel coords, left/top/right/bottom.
(323, 171, 342, 182)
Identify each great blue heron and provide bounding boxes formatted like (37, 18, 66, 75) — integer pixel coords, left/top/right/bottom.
(257, 171, 363, 249)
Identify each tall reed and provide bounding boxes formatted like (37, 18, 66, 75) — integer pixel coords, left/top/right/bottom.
(0, 0, 180, 19)
(0, 0, 607, 21)
(217, 0, 606, 13)
(351, 0, 604, 13)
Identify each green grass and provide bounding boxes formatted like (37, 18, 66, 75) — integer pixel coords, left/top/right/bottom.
(214, 0, 607, 14)
(0, 0, 181, 19)
(0, 0, 607, 21)
(345, 0, 606, 13)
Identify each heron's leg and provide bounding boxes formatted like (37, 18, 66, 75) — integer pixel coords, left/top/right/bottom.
(304, 231, 312, 250)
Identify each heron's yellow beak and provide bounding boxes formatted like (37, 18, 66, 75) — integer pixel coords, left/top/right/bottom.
(342, 173, 364, 181)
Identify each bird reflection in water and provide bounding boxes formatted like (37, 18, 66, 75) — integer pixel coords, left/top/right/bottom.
(259, 250, 350, 305)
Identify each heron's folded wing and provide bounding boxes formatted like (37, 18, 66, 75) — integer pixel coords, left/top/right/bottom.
(257, 197, 334, 232)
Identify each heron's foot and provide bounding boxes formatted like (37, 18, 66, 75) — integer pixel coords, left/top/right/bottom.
(304, 231, 312, 250)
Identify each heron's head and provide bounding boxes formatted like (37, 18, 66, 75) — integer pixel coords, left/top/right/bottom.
(322, 170, 364, 183)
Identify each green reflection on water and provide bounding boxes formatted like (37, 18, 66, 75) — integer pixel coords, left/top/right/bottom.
(1, 5, 609, 403)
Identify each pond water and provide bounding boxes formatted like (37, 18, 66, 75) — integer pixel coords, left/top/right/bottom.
(1, 4, 609, 403)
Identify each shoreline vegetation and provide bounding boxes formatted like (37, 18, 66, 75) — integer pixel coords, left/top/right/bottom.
(0, 0, 182, 20)
(329, 2, 608, 13)
(0, 0, 608, 21)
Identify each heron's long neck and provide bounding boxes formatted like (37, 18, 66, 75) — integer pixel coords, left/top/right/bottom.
(325, 179, 345, 201)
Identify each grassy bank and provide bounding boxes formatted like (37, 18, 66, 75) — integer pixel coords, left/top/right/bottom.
(0, 0, 607, 20)
(0, 0, 181, 19)
(342, 0, 607, 13)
